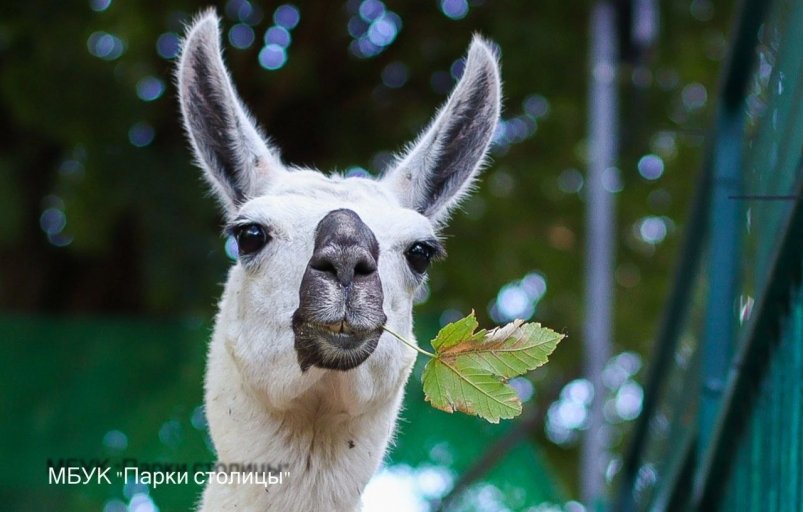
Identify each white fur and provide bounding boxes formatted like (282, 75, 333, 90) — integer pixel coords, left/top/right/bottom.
(177, 10, 501, 511)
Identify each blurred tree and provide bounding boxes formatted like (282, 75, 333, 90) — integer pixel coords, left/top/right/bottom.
(0, 0, 734, 501)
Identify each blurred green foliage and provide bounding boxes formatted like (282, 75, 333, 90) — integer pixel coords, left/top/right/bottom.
(0, 0, 734, 506)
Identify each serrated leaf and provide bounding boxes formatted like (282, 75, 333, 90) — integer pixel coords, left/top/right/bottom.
(430, 312, 479, 351)
(421, 312, 565, 423)
(422, 356, 522, 423)
(444, 320, 564, 379)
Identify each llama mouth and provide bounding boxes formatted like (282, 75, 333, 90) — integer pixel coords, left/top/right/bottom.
(305, 321, 380, 350)
(292, 316, 384, 372)
(320, 320, 355, 335)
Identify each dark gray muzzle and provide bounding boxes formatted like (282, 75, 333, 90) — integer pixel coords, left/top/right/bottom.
(292, 209, 387, 371)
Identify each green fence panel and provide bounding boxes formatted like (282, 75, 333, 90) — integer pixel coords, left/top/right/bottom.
(616, 0, 803, 509)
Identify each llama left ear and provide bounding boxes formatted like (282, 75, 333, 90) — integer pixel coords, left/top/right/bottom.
(177, 9, 285, 218)
(382, 36, 501, 225)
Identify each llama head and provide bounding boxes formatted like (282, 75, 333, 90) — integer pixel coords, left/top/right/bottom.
(178, 11, 500, 396)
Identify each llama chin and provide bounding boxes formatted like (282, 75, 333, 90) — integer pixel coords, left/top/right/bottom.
(177, 9, 501, 511)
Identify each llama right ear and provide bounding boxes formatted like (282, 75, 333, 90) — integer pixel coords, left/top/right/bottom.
(178, 10, 284, 217)
(382, 36, 501, 226)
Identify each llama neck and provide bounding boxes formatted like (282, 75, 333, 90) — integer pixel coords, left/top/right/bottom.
(199, 332, 406, 511)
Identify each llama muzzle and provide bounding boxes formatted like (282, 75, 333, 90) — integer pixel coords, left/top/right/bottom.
(292, 209, 386, 371)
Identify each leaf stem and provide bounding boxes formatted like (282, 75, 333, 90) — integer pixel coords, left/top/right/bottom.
(382, 326, 437, 358)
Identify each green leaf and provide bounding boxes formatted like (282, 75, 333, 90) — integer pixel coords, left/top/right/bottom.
(429, 311, 479, 351)
(420, 312, 565, 423)
(422, 355, 523, 423)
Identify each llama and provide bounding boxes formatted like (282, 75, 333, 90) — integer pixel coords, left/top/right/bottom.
(177, 10, 501, 511)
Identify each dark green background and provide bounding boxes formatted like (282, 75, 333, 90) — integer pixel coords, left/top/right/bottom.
(0, 0, 734, 509)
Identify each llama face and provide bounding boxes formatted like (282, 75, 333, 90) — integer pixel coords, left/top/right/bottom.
(225, 171, 441, 373)
(178, 10, 500, 395)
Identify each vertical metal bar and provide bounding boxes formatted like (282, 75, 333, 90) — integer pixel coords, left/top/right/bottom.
(737, 429, 746, 510)
(776, 328, 795, 510)
(770, 343, 780, 512)
(792, 280, 802, 511)
(750, 391, 761, 512)
(698, 106, 743, 455)
(582, 1, 618, 508)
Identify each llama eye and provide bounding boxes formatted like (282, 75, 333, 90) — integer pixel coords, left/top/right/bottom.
(405, 242, 435, 274)
(235, 224, 269, 256)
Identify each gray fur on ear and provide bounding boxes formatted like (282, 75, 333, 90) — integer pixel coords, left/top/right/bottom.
(382, 36, 502, 225)
(177, 9, 284, 217)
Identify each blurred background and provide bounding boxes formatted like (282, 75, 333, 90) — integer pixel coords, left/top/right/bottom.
(0, 0, 738, 510)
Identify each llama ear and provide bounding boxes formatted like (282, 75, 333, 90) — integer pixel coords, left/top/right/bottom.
(382, 36, 501, 225)
(177, 9, 284, 217)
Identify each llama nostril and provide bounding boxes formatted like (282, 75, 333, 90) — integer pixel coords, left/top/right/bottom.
(310, 257, 337, 275)
(354, 259, 376, 277)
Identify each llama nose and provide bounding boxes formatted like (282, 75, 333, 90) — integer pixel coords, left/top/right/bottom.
(309, 246, 377, 286)
(309, 209, 380, 287)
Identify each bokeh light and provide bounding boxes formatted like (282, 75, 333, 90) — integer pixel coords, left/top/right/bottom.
(59, 158, 84, 178)
(226, 0, 263, 25)
(348, 0, 401, 58)
(102, 430, 128, 451)
(129, 493, 159, 512)
(510, 376, 535, 402)
(348, 16, 369, 39)
(489, 271, 547, 323)
(103, 500, 127, 512)
(359, 0, 385, 22)
(229, 23, 255, 49)
(128, 122, 155, 147)
(523, 94, 551, 119)
(256, 5, 299, 69)
(681, 82, 708, 110)
(89, 0, 112, 12)
(547, 352, 643, 445)
(362, 464, 455, 512)
(546, 378, 593, 445)
(650, 131, 677, 159)
(39, 196, 73, 247)
(123, 477, 148, 500)
(264, 26, 291, 48)
(190, 404, 208, 430)
(258, 44, 288, 70)
(602, 166, 623, 193)
(135, 76, 165, 102)
(345, 166, 371, 178)
(491, 96, 544, 153)
(381, 62, 409, 88)
(367, 14, 400, 46)
(637, 154, 665, 180)
(558, 168, 584, 194)
(158, 419, 182, 448)
(274, 4, 300, 29)
(440, 0, 469, 20)
(602, 352, 642, 390)
(450, 58, 465, 79)
(40, 208, 66, 236)
(87, 31, 125, 60)
(156, 32, 180, 59)
(615, 381, 644, 420)
(635, 216, 668, 244)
